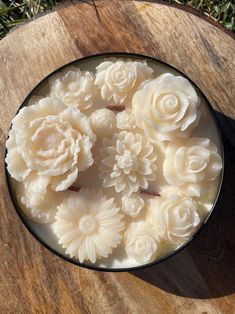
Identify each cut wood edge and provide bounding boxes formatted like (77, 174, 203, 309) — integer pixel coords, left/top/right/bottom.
(2, 0, 234, 42)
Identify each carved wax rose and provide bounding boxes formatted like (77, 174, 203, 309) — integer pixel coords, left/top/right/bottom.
(95, 59, 153, 104)
(121, 194, 145, 217)
(163, 137, 222, 196)
(125, 222, 161, 263)
(150, 193, 201, 245)
(132, 73, 200, 142)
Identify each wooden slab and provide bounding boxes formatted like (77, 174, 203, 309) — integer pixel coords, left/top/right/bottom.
(0, 1, 235, 313)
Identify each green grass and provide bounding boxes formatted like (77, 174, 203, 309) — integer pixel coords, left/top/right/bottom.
(0, 0, 234, 39)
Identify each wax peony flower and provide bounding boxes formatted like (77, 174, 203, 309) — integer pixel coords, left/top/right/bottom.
(49, 66, 97, 111)
(5, 97, 96, 192)
(125, 222, 161, 263)
(99, 131, 157, 196)
(52, 189, 124, 263)
(163, 137, 222, 196)
(90, 108, 116, 137)
(16, 183, 69, 224)
(95, 59, 153, 104)
(132, 73, 200, 142)
(116, 110, 136, 130)
(149, 193, 201, 245)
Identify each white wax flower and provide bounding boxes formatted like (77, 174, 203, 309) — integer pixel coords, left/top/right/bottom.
(132, 73, 200, 142)
(95, 59, 153, 104)
(90, 108, 116, 137)
(49, 66, 97, 111)
(99, 131, 157, 196)
(52, 189, 124, 263)
(163, 137, 222, 196)
(150, 194, 201, 245)
(121, 194, 145, 217)
(6, 97, 96, 192)
(16, 183, 68, 223)
(116, 110, 136, 130)
(125, 222, 161, 264)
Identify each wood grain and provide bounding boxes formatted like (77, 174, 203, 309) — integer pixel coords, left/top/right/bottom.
(0, 1, 234, 313)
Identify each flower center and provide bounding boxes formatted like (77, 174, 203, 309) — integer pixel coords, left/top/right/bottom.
(186, 156, 207, 173)
(157, 94, 180, 114)
(78, 215, 98, 234)
(116, 150, 138, 172)
(34, 126, 63, 150)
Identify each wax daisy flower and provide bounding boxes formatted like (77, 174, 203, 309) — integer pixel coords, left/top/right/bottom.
(95, 59, 153, 104)
(125, 222, 161, 264)
(99, 131, 157, 196)
(52, 189, 124, 263)
(5, 97, 96, 192)
(49, 66, 97, 111)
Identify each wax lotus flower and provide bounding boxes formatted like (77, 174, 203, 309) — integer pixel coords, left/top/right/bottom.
(16, 183, 69, 224)
(52, 189, 124, 263)
(49, 66, 97, 111)
(163, 137, 222, 196)
(125, 222, 161, 263)
(99, 131, 157, 196)
(132, 73, 200, 142)
(5, 97, 96, 192)
(149, 193, 201, 245)
(95, 59, 153, 104)
(90, 108, 116, 137)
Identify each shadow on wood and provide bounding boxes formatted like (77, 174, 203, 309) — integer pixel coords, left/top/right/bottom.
(131, 112, 235, 299)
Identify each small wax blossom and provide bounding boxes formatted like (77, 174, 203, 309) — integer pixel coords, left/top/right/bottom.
(116, 110, 136, 130)
(163, 137, 222, 196)
(125, 222, 161, 264)
(121, 194, 145, 217)
(90, 108, 116, 137)
(16, 183, 70, 224)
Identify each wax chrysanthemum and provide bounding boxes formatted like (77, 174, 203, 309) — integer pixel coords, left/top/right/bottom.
(52, 189, 124, 263)
(99, 131, 157, 196)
